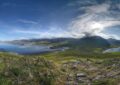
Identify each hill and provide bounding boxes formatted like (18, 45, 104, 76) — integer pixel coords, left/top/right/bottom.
(49, 36, 111, 53)
(8, 36, 120, 53)
(108, 38, 120, 47)
(0, 52, 120, 85)
(70, 36, 110, 51)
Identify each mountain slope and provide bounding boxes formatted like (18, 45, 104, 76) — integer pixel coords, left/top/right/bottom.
(68, 36, 111, 53)
(9, 36, 120, 53)
(108, 38, 120, 47)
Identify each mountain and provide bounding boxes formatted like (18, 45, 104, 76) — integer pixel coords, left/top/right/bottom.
(103, 47, 120, 53)
(72, 36, 110, 47)
(9, 36, 120, 53)
(67, 36, 111, 53)
(49, 36, 111, 53)
(9, 38, 74, 45)
(108, 38, 120, 47)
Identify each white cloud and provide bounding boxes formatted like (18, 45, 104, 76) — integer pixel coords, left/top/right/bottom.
(13, 26, 72, 39)
(85, 3, 110, 13)
(68, 2, 120, 39)
(18, 19, 38, 24)
(117, 4, 120, 9)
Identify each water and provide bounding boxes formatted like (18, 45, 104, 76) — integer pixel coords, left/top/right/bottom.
(103, 47, 120, 53)
(0, 43, 67, 55)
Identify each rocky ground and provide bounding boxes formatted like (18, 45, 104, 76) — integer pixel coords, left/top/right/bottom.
(61, 58, 120, 85)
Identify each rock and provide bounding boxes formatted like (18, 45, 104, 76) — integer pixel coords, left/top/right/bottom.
(94, 75, 102, 80)
(67, 74, 73, 81)
(72, 64, 78, 69)
(76, 73, 86, 77)
(74, 82, 78, 85)
(76, 73, 87, 83)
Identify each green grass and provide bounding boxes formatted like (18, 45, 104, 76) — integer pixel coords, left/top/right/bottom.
(0, 51, 119, 85)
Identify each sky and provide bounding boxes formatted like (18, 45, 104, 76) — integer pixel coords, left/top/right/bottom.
(0, 0, 120, 41)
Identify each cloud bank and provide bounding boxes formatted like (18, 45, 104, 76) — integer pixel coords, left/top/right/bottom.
(68, 1, 120, 39)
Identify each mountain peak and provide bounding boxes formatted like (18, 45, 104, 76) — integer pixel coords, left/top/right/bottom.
(70, 36, 111, 53)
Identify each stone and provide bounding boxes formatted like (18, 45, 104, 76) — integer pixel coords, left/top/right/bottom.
(76, 73, 86, 77)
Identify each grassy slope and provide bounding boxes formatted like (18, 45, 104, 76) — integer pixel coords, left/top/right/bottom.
(29, 51, 120, 85)
(0, 52, 120, 85)
(0, 52, 62, 85)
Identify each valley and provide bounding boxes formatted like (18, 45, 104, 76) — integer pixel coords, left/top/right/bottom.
(0, 36, 120, 85)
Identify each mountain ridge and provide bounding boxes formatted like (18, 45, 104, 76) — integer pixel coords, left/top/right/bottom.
(7, 36, 120, 53)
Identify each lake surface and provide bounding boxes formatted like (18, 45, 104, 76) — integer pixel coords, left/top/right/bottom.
(103, 47, 120, 53)
(0, 43, 67, 55)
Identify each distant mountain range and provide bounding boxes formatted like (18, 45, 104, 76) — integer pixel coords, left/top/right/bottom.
(8, 36, 120, 53)
(68, 36, 111, 53)
(108, 38, 120, 47)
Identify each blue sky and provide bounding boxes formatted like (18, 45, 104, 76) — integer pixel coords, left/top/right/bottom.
(0, 0, 120, 40)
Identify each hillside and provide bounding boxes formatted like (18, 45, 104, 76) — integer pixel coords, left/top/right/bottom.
(68, 36, 111, 53)
(8, 36, 120, 54)
(108, 38, 120, 47)
(0, 52, 119, 85)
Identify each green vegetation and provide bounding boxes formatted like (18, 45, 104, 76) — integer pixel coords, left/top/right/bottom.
(33, 40, 69, 47)
(0, 51, 119, 85)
